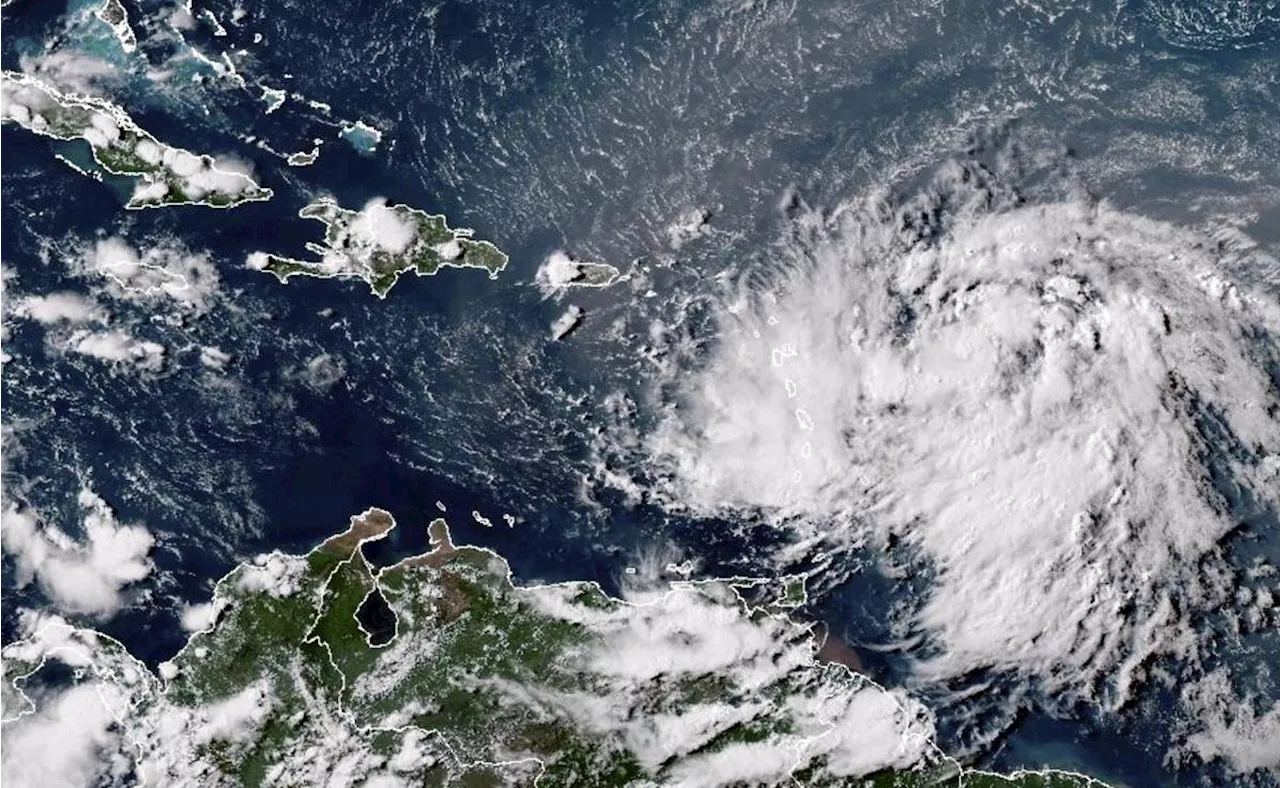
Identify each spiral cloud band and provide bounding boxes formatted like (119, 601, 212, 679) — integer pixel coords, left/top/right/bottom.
(643, 167, 1280, 714)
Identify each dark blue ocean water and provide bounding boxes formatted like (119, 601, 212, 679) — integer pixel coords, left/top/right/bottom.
(4, 0, 1280, 785)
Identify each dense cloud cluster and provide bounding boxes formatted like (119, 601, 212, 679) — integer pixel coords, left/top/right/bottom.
(1, 488, 154, 619)
(637, 166, 1280, 728)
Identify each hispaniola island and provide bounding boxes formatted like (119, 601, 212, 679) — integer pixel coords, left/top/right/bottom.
(1, 0, 1278, 787)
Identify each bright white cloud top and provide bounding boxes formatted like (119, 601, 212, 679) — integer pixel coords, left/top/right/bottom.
(535, 250, 622, 298)
(630, 170, 1280, 740)
(12, 292, 103, 325)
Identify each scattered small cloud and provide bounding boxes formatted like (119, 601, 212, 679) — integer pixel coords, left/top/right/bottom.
(300, 353, 344, 389)
(86, 236, 221, 314)
(1178, 670, 1280, 776)
(199, 346, 232, 371)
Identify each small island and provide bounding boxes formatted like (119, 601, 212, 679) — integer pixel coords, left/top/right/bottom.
(285, 146, 319, 166)
(0, 72, 273, 210)
(338, 119, 382, 154)
(95, 0, 137, 53)
(3, 508, 1110, 788)
(248, 197, 509, 297)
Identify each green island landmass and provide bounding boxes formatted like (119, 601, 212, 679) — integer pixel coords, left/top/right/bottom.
(558, 261, 620, 288)
(0, 71, 272, 209)
(1, 509, 1109, 787)
(287, 147, 320, 166)
(537, 252, 622, 294)
(250, 197, 509, 298)
(95, 0, 138, 53)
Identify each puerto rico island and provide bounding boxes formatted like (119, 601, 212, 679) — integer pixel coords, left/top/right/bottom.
(536, 250, 622, 298)
(3, 509, 1107, 788)
(0, 72, 272, 210)
(248, 197, 509, 298)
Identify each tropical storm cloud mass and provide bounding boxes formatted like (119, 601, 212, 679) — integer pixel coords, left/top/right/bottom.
(614, 160, 1280, 764)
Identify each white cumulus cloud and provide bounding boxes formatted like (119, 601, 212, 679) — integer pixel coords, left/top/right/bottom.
(12, 292, 103, 325)
(350, 198, 419, 254)
(1, 488, 155, 618)
(67, 328, 166, 371)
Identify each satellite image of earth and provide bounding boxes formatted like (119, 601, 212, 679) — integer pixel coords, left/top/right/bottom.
(2, 0, 1280, 785)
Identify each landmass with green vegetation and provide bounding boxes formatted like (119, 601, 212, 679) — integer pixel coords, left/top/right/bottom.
(0, 71, 272, 209)
(2, 510, 1108, 787)
(249, 197, 509, 297)
(536, 251, 622, 297)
